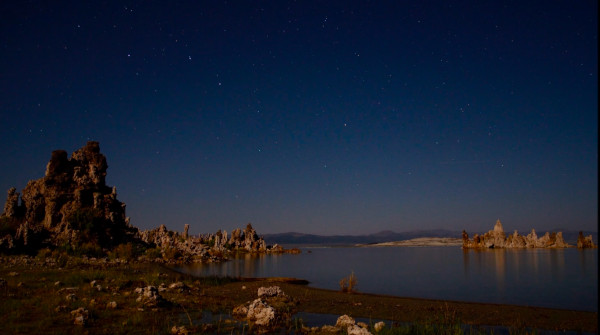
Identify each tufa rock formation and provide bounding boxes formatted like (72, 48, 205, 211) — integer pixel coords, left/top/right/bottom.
(0, 141, 137, 253)
(462, 219, 570, 249)
(0, 142, 295, 260)
(138, 223, 282, 262)
(577, 231, 597, 249)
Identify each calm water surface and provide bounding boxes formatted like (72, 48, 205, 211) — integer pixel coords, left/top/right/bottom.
(175, 247, 598, 312)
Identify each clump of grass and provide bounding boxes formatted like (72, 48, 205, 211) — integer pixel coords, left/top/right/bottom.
(339, 271, 357, 293)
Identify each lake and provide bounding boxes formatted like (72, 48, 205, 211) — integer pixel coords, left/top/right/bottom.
(174, 246, 598, 312)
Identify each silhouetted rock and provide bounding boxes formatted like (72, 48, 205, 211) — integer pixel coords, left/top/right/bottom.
(462, 220, 570, 249)
(0, 142, 137, 254)
(1, 142, 296, 261)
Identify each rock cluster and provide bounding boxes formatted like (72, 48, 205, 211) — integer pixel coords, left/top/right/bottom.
(462, 219, 570, 249)
(233, 286, 297, 333)
(139, 224, 209, 260)
(71, 307, 89, 326)
(0, 142, 137, 252)
(135, 286, 168, 308)
(219, 224, 268, 252)
(577, 232, 597, 249)
(139, 223, 281, 261)
(1, 142, 297, 261)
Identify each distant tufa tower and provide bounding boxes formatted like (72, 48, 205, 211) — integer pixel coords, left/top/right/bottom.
(493, 219, 504, 233)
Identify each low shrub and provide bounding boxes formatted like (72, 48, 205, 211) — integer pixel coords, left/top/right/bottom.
(108, 243, 134, 260)
(339, 271, 357, 293)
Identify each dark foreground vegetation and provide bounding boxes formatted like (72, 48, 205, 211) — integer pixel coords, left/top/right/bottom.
(1, 255, 596, 334)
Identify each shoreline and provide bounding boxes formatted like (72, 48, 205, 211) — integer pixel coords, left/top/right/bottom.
(1, 257, 597, 333)
(209, 277, 598, 332)
(166, 264, 598, 333)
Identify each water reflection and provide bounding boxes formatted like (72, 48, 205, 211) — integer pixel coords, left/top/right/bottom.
(175, 247, 598, 311)
(550, 249, 566, 280)
(462, 249, 506, 298)
(462, 249, 470, 277)
(460, 248, 583, 306)
(495, 250, 505, 294)
(579, 249, 590, 276)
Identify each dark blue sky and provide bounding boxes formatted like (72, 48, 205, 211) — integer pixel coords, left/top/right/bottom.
(1, 1, 597, 235)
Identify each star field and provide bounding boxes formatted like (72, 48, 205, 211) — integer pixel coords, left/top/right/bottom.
(0, 1, 597, 235)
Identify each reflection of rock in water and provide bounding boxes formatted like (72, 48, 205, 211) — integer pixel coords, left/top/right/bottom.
(462, 249, 470, 278)
(495, 250, 505, 294)
(550, 249, 566, 280)
(462, 219, 571, 249)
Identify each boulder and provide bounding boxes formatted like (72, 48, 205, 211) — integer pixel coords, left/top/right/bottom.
(327, 315, 373, 335)
(71, 307, 89, 326)
(348, 324, 372, 335)
(373, 321, 385, 332)
(257, 286, 284, 298)
(135, 286, 168, 307)
(233, 286, 297, 333)
(247, 299, 276, 326)
(335, 315, 356, 330)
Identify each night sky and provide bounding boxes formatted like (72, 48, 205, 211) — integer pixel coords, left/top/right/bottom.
(1, 1, 597, 235)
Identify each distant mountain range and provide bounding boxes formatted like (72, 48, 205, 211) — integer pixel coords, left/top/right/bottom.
(262, 229, 598, 246)
(262, 229, 461, 246)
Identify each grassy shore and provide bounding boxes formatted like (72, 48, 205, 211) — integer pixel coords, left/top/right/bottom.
(0, 256, 596, 334)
